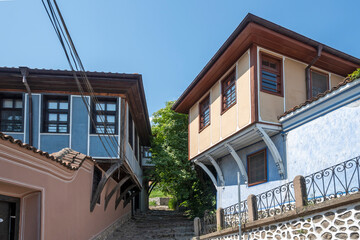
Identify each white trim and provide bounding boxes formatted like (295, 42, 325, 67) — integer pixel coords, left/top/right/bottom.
(87, 96, 90, 156)
(329, 73, 332, 89)
(38, 94, 41, 149)
(255, 125, 285, 178)
(224, 143, 248, 183)
(69, 95, 73, 149)
(117, 97, 121, 158)
(194, 160, 218, 189)
(39, 133, 70, 136)
(206, 154, 225, 186)
(23, 93, 27, 142)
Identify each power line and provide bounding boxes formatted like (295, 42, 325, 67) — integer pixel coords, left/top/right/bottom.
(42, 0, 126, 162)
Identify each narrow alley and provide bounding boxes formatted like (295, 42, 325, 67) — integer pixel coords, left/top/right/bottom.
(106, 210, 194, 240)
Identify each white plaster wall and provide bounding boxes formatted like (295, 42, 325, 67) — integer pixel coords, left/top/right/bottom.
(286, 99, 360, 180)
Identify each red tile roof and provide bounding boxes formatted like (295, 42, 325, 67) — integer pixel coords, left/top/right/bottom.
(278, 77, 357, 119)
(0, 132, 94, 170)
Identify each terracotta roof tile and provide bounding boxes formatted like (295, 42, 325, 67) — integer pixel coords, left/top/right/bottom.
(0, 132, 94, 170)
(278, 77, 357, 119)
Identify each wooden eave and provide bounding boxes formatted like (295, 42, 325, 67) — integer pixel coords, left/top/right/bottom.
(0, 67, 151, 145)
(173, 14, 360, 114)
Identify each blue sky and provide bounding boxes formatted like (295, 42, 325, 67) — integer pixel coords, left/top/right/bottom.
(1, 0, 359, 116)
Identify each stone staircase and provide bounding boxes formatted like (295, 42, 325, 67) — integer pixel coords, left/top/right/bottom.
(106, 210, 194, 240)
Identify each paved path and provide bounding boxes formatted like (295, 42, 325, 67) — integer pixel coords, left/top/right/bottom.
(107, 210, 194, 240)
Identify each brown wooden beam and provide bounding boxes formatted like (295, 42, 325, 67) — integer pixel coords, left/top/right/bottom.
(115, 184, 137, 210)
(104, 176, 130, 210)
(90, 160, 123, 212)
(123, 191, 140, 208)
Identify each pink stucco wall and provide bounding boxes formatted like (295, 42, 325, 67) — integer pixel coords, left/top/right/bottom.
(0, 140, 131, 240)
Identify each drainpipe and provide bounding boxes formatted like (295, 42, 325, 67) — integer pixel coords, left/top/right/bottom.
(20, 67, 32, 146)
(305, 45, 323, 99)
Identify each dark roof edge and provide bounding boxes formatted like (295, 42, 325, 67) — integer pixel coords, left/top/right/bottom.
(172, 13, 360, 112)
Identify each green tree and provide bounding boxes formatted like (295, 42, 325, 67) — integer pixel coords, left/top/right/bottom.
(348, 68, 360, 80)
(150, 101, 215, 218)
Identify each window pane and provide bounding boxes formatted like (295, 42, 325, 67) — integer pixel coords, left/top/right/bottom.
(59, 102, 68, 110)
(311, 72, 328, 97)
(96, 103, 105, 111)
(58, 124, 67, 133)
(97, 115, 105, 122)
(48, 101, 58, 109)
(48, 124, 57, 132)
(107, 103, 116, 111)
(96, 126, 105, 134)
(3, 99, 13, 108)
(59, 114, 67, 122)
(2, 111, 13, 120)
(106, 126, 115, 134)
(49, 113, 57, 121)
(15, 100, 23, 108)
(248, 151, 266, 184)
(107, 115, 115, 123)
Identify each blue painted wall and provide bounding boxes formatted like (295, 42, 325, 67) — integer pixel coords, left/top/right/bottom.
(40, 134, 70, 154)
(89, 135, 118, 158)
(218, 133, 287, 208)
(71, 96, 89, 154)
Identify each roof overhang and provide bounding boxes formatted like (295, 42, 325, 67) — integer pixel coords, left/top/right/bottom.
(173, 13, 360, 114)
(192, 122, 281, 164)
(0, 67, 152, 145)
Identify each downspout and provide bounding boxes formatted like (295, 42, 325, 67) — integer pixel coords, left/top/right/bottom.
(305, 45, 323, 99)
(20, 67, 32, 146)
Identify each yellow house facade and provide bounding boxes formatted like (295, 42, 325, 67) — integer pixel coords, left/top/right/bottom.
(173, 14, 360, 208)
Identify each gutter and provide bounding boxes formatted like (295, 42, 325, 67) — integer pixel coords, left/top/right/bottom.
(305, 45, 323, 100)
(20, 67, 32, 146)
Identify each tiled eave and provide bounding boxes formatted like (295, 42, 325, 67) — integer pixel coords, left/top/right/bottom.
(0, 132, 94, 170)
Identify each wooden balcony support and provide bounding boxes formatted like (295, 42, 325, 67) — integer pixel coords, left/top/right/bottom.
(115, 183, 137, 209)
(104, 175, 130, 210)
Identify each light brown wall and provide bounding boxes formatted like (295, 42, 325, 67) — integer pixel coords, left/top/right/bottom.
(331, 74, 344, 87)
(189, 104, 199, 158)
(258, 48, 346, 123)
(0, 140, 131, 240)
(188, 51, 251, 159)
(237, 52, 251, 128)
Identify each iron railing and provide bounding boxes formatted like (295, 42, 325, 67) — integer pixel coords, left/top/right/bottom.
(217, 155, 360, 230)
(224, 200, 248, 228)
(256, 181, 295, 219)
(305, 155, 360, 204)
(200, 210, 217, 235)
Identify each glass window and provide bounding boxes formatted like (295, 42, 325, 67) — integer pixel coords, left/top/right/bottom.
(91, 98, 118, 134)
(0, 94, 24, 132)
(199, 95, 210, 131)
(311, 71, 328, 98)
(222, 70, 236, 113)
(247, 149, 267, 186)
(261, 53, 282, 96)
(43, 96, 69, 133)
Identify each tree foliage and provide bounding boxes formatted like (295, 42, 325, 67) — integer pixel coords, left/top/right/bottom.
(348, 68, 360, 80)
(150, 101, 215, 218)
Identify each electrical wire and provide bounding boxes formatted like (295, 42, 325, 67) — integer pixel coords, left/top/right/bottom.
(42, 0, 128, 163)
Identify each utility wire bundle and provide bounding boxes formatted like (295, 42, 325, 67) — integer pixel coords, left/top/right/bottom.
(41, 0, 125, 164)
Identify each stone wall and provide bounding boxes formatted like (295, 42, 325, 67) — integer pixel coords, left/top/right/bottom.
(203, 202, 360, 240)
